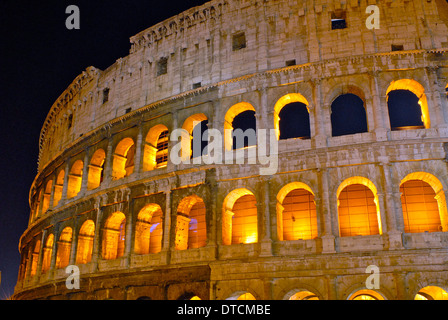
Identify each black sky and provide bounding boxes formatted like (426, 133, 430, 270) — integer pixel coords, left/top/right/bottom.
(0, 0, 207, 299)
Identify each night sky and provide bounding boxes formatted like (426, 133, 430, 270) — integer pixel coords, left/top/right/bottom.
(0, 0, 207, 299)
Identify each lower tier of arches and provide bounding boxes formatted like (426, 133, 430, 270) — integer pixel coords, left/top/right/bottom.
(12, 250, 448, 300)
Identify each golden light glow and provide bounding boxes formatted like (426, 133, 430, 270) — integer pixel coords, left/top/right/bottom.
(222, 188, 258, 245)
(237, 293, 256, 300)
(56, 227, 73, 269)
(76, 220, 95, 264)
(53, 169, 64, 207)
(349, 289, 384, 300)
(288, 290, 319, 300)
(102, 212, 126, 260)
(135, 204, 163, 254)
(87, 149, 105, 190)
(30, 240, 41, 277)
(277, 182, 317, 241)
(67, 160, 83, 199)
(41, 234, 54, 273)
(143, 124, 169, 171)
(400, 172, 448, 232)
(224, 102, 256, 151)
(112, 138, 135, 180)
(386, 79, 430, 129)
(415, 286, 448, 300)
(175, 195, 207, 250)
(337, 177, 382, 237)
(273, 93, 310, 140)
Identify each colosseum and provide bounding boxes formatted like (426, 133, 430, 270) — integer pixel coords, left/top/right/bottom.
(13, 0, 448, 300)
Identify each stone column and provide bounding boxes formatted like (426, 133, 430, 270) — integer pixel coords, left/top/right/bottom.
(368, 70, 388, 141)
(103, 138, 114, 185)
(69, 216, 80, 265)
(49, 223, 60, 277)
(425, 67, 447, 129)
(259, 176, 272, 257)
(133, 125, 143, 176)
(80, 150, 90, 196)
(161, 186, 172, 264)
(60, 160, 71, 203)
(317, 168, 335, 253)
(35, 229, 47, 280)
(91, 206, 103, 271)
(311, 78, 328, 148)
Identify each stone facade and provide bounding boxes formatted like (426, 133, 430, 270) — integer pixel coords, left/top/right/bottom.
(13, 0, 448, 300)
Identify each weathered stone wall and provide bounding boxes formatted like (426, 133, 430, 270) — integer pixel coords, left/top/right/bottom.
(14, 0, 448, 300)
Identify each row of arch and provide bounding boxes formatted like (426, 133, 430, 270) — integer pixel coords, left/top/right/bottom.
(173, 286, 448, 300)
(31, 78, 441, 223)
(20, 171, 448, 281)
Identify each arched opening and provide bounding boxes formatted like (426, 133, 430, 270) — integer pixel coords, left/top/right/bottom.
(134, 204, 164, 255)
(400, 172, 448, 233)
(178, 292, 202, 300)
(386, 79, 430, 131)
(191, 120, 209, 158)
(143, 124, 169, 171)
(76, 220, 95, 264)
(102, 212, 126, 260)
(41, 234, 54, 273)
(112, 138, 135, 180)
(286, 290, 319, 300)
(274, 94, 311, 140)
(222, 188, 258, 245)
(41, 180, 53, 214)
(277, 183, 318, 241)
(415, 286, 448, 300)
(226, 292, 257, 300)
(53, 169, 64, 207)
(331, 93, 368, 137)
(337, 177, 382, 237)
(348, 289, 385, 300)
(67, 160, 83, 199)
(56, 227, 73, 269)
(30, 240, 41, 277)
(224, 103, 256, 151)
(87, 149, 106, 190)
(175, 195, 207, 250)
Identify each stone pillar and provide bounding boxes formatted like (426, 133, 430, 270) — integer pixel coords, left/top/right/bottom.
(60, 160, 71, 203)
(69, 217, 80, 265)
(379, 162, 403, 249)
(48, 172, 57, 211)
(80, 150, 90, 196)
(91, 206, 103, 270)
(35, 229, 47, 280)
(133, 125, 143, 176)
(259, 176, 272, 257)
(368, 70, 388, 141)
(425, 67, 447, 129)
(311, 79, 328, 148)
(103, 138, 114, 185)
(124, 199, 134, 267)
(161, 187, 172, 264)
(49, 223, 60, 277)
(317, 168, 335, 253)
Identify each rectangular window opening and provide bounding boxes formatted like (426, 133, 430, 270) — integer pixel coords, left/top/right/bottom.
(232, 32, 246, 51)
(285, 59, 296, 67)
(331, 11, 347, 30)
(193, 82, 202, 89)
(102, 88, 110, 104)
(391, 44, 404, 52)
(157, 57, 168, 76)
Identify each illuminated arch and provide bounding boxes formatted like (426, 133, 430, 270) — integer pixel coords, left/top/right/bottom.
(112, 138, 135, 180)
(181, 113, 208, 159)
(102, 212, 126, 260)
(53, 169, 65, 207)
(348, 289, 386, 300)
(222, 188, 258, 245)
(41, 179, 53, 215)
(67, 160, 83, 199)
(87, 149, 106, 190)
(224, 102, 256, 151)
(276, 182, 318, 241)
(134, 204, 163, 254)
(336, 177, 382, 237)
(56, 227, 73, 269)
(400, 172, 448, 233)
(175, 195, 207, 250)
(76, 220, 95, 264)
(284, 289, 320, 300)
(30, 240, 41, 277)
(41, 234, 54, 273)
(143, 124, 169, 171)
(273, 93, 310, 140)
(415, 286, 448, 300)
(386, 79, 430, 130)
(226, 291, 257, 300)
